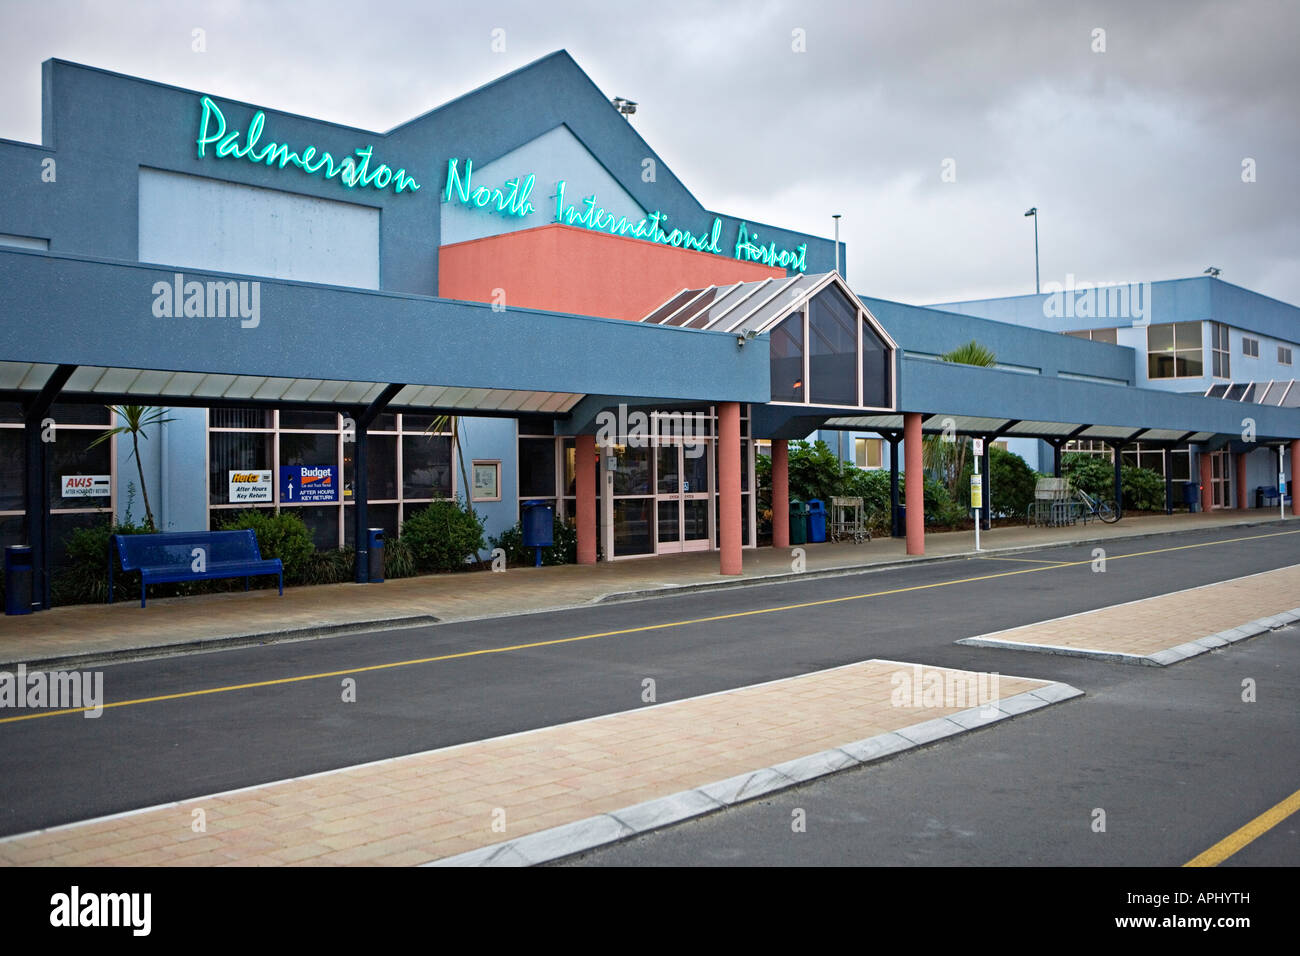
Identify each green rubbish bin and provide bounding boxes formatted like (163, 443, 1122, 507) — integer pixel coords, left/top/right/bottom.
(789, 498, 809, 546)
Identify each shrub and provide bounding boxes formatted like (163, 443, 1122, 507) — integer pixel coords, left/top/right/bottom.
(960, 447, 1040, 519)
(400, 498, 486, 572)
(383, 537, 417, 579)
(298, 547, 356, 586)
(1122, 465, 1165, 511)
(1061, 452, 1115, 499)
(51, 518, 152, 606)
(489, 514, 579, 567)
(215, 509, 315, 581)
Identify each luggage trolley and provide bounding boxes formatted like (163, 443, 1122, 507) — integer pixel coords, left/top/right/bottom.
(828, 496, 871, 544)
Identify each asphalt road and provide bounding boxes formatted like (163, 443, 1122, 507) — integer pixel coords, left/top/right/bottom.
(1, 522, 1297, 857)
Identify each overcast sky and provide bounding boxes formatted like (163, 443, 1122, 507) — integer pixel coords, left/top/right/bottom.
(2, 0, 1296, 306)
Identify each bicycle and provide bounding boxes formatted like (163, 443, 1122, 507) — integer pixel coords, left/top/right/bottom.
(1075, 488, 1120, 524)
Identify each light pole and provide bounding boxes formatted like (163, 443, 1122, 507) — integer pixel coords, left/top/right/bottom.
(1024, 207, 1039, 294)
(832, 213, 842, 275)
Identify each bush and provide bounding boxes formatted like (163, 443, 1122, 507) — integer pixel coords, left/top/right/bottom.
(489, 515, 579, 567)
(51, 518, 152, 606)
(400, 498, 486, 572)
(215, 509, 315, 581)
(1122, 465, 1165, 511)
(960, 447, 1040, 519)
(383, 537, 417, 579)
(297, 547, 355, 586)
(1061, 452, 1115, 499)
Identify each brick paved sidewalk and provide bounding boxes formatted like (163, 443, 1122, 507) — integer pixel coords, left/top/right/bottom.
(0, 660, 1051, 867)
(959, 564, 1300, 662)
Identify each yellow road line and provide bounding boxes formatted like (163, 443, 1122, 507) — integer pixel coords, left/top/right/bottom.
(1184, 787, 1300, 867)
(977, 555, 1071, 566)
(3, 527, 1298, 725)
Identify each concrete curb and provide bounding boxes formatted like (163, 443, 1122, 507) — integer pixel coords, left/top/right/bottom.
(4, 614, 440, 671)
(591, 517, 1300, 605)
(957, 607, 1300, 667)
(423, 680, 1084, 867)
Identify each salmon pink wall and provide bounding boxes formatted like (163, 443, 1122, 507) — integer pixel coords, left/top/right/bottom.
(438, 224, 785, 320)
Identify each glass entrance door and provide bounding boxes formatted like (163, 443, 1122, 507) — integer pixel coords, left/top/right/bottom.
(1210, 451, 1231, 509)
(656, 442, 713, 553)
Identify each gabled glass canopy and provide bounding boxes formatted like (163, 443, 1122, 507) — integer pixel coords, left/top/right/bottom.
(641, 273, 897, 411)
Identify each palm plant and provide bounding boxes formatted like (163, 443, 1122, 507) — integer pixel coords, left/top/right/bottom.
(423, 414, 475, 517)
(88, 405, 176, 531)
(923, 341, 997, 499)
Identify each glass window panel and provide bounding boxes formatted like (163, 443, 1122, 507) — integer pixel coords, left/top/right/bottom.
(49, 403, 112, 426)
(342, 435, 397, 501)
(289, 504, 339, 550)
(280, 432, 336, 468)
(401, 413, 450, 434)
(1147, 323, 1175, 353)
(613, 498, 653, 555)
(210, 407, 272, 429)
(1173, 321, 1202, 348)
(279, 410, 338, 430)
(1177, 351, 1204, 377)
(401, 435, 452, 499)
(1091, 328, 1118, 344)
(861, 318, 891, 408)
(0, 429, 23, 510)
(516, 415, 554, 436)
(610, 445, 652, 495)
(563, 438, 577, 497)
(0, 404, 23, 424)
(808, 286, 859, 406)
(769, 313, 804, 403)
(1149, 353, 1175, 378)
(519, 437, 557, 497)
(369, 413, 398, 433)
(49, 430, 112, 509)
(209, 432, 273, 505)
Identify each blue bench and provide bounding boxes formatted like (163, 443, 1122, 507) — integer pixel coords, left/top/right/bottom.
(1258, 486, 1292, 507)
(109, 530, 283, 608)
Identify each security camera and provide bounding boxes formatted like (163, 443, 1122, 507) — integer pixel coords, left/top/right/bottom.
(736, 328, 758, 348)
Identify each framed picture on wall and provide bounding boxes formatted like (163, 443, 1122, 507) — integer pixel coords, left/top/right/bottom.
(472, 460, 501, 502)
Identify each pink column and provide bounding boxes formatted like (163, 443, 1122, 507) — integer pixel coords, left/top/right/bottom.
(1236, 453, 1248, 510)
(1199, 451, 1214, 513)
(771, 439, 789, 549)
(718, 402, 742, 575)
(1291, 442, 1299, 509)
(576, 434, 597, 564)
(904, 412, 925, 555)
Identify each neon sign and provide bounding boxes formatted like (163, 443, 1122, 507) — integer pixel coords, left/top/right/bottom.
(443, 159, 534, 217)
(196, 97, 420, 195)
(443, 159, 807, 271)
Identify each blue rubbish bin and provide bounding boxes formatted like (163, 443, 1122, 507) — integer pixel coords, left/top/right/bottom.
(367, 528, 384, 583)
(5, 545, 33, 615)
(1184, 481, 1200, 513)
(521, 500, 554, 566)
(807, 499, 827, 543)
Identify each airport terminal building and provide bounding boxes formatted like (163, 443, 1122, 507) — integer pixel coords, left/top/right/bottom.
(1, 51, 1297, 608)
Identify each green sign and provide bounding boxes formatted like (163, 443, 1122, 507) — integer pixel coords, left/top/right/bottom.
(196, 97, 420, 196)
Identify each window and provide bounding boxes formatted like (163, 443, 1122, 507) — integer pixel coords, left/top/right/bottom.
(1243, 337, 1260, 358)
(1279, 346, 1293, 366)
(1211, 322, 1230, 378)
(1146, 321, 1204, 379)
(1063, 328, 1118, 344)
(854, 438, 882, 469)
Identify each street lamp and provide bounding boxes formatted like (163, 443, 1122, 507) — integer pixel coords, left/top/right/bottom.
(1024, 207, 1039, 294)
(832, 213, 842, 275)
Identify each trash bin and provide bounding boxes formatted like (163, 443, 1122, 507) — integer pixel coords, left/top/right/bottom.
(1255, 486, 1265, 509)
(1184, 481, 1200, 513)
(367, 528, 384, 583)
(807, 499, 827, 543)
(5, 544, 33, 615)
(789, 499, 808, 546)
(521, 500, 554, 566)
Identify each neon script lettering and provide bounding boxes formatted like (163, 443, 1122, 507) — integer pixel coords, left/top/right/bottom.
(554, 181, 725, 255)
(734, 223, 807, 272)
(443, 159, 535, 217)
(196, 97, 420, 195)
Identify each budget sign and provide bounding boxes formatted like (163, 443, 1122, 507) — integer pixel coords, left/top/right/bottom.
(279, 465, 338, 503)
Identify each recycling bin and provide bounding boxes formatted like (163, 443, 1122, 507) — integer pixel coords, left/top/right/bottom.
(789, 499, 808, 546)
(5, 544, 33, 615)
(521, 500, 554, 566)
(1184, 481, 1200, 513)
(807, 499, 827, 543)
(367, 528, 384, 583)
